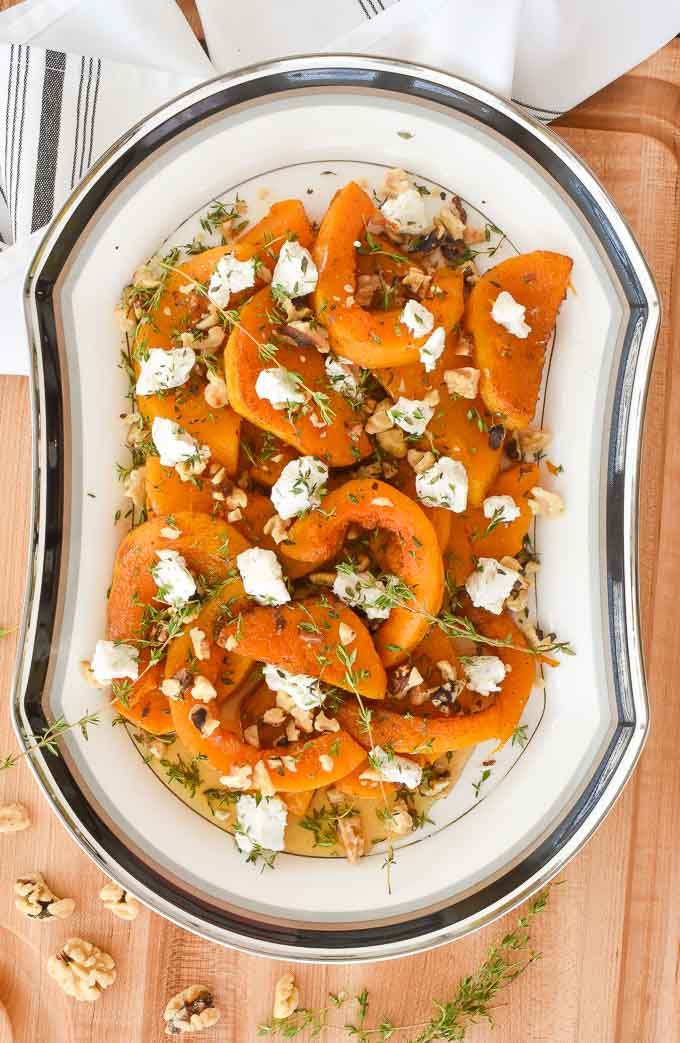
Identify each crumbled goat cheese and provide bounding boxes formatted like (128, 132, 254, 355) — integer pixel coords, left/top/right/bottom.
(255, 368, 306, 410)
(236, 547, 290, 606)
(151, 417, 200, 467)
(369, 746, 422, 790)
(465, 557, 517, 615)
(270, 456, 328, 520)
(491, 290, 531, 339)
(387, 397, 435, 437)
(483, 494, 521, 524)
(272, 240, 318, 297)
(151, 550, 196, 608)
(333, 568, 395, 621)
(419, 327, 446, 373)
(443, 367, 480, 399)
(381, 188, 428, 233)
(90, 641, 139, 685)
(463, 655, 507, 696)
(415, 455, 468, 513)
(325, 355, 364, 403)
(235, 794, 288, 854)
(400, 299, 434, 337)
(135, 347, 196, 396)
(208, 254, 257, 308)
(262, 664, 325, 710)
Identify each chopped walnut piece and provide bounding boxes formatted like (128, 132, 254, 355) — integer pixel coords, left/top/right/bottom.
(338, 622, 356, 646)
(227, 508, 243, 523)
(518, 428, 552, 458)
(376, 427, 407, 459)
(381, 167, 412, 198)
(203, 325, 226, 351)
(79, 659, 106, 689)
(327, 791, 365, 863)
(463, 225, 487, 244)
(528, 487, 565, 517)
(314, 710, 340, 733)
(436, 659, 458, 683)
(407, 449, 436, 474)
(355, 273, 381, 307)
(123, 465, 146, 510)
(253, 760, 276, 796)
(423, 388, 440, 408)
(164, 984, 221, 1036)
(309, 570, 336, 587)
(244, 723, 260, 748)
(160, 525, 181, 540)
(219, 764, 253, 790)
(273, 973, 300, 1021)
(443, 367, 480, 400)
(286, 720, 300, 742)
(226, 488, 248, 509)
(387, 798, 414, 837)
(263, 707, 286, 726)
(263, 513, 291, 545)
(99, 882, 139, 921)
(47, 938, 116, 1002)
(14, 872, 75, 920)
(189, 628, 210, 662)
(0, 801, 30, 832)
(371, 496, 394, 508)
(365, 399, 394, 435)
(204, 370, 229, 409)
(195, 306, 220, 330)
(402, 267, 431, 297)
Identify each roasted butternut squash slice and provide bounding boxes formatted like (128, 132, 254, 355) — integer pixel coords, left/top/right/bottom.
(334, 760, 398, 800)
(111, 666, 174, 734)
(224, 285, 372, 467)
(462, 463, 538, 560)
(466, 251, 573, 429)
(238, 421, 298, 487)
(145, 455, 216, 516)
(337, 611, 535, 754)
(135, 199, 314, 352)
(219, 595, 387, 700)
(313, 181, 465, 367)
(283, 478, 444, 666)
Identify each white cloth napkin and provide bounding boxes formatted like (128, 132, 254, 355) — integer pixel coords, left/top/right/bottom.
(0, 0, 677, 376)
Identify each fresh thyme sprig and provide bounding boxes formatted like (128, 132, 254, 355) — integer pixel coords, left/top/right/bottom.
(357, 230, 411, 266)
(0, 712, 100, 773)
(258, 887, 555, 1040)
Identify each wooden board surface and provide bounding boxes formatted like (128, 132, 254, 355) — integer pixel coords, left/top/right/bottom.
(1, 23, 680, 1043)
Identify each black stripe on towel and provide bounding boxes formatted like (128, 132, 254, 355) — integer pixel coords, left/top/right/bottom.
(31, 50, 66, 233)
(71, 56, 85, 189)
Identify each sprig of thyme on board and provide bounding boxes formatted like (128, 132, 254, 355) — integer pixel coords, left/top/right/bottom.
(258, 888, 555, 1040)
(0, 712, 100, 772)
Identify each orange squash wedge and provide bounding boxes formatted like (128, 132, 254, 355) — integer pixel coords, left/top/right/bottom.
(283, 478, 444, 666)
(466, 250, 573, 429)
(224, 285, 372, 467)
(313, 181, 465, 367)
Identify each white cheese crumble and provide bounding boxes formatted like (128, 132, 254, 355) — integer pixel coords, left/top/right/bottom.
(236, 547, 290, 606)
(463, 655, 507, 696)
(255, 368, 306, 410)
(491, 290, 531, 339)
(272, 239, 318, 297)
(151, 417, 199, 467)
(90, 640, 139, 685)
(208, 253, 257, 308)
(325, 354, 364, 403)
(400, 299, 434, 337)
(483, 494, 521, 524)
(415, 455, 468, 513)
(151, 550, 196, 608)
(387, 396, 435, 437)
(381, 188, 428, 233)
(235, 794, 288, 854)
(369, 746, 423, 790)
(465, 557, 517, 615)
(262, 664, 325, 710)
(270, 456, 328, 520)
(332, 567, 395, 621)
(419, 326, 446, 373)
(135, 347, 196, 396)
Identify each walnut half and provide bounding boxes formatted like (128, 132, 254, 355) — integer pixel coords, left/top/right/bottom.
(47, 937, 116, 1002)
(0, 801, 31, 832)
(273, 973, 299, 1020)
(99, 881, 140, 921)
(164, 985, 221, 1035)
(14, 872, 75, 920)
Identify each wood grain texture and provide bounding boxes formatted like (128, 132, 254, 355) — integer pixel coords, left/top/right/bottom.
(0, 17, 679, 1042)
